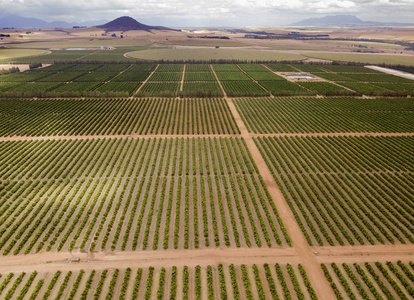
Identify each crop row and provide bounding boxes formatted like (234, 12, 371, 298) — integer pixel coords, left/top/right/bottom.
(322, 261, 414, 299)
(95, 81, 141, 95)
(221, 81, 269, 97)
(235, 97, 414, 133)
(137, 82, 180, 97)
(73, 71, 119, 82)
(184, 72, 216, 81)
(340, 81, 414, 96)
(255, 135, 414, 246)
(0, 98, 239, 136)
(0, 137, 256, 180)
(181, 82, 224, 97)
(259, 80, 310, 96)
(148, 72, 183, 82)
(0, 263, 316, 299)
(0, 137, 290, 253)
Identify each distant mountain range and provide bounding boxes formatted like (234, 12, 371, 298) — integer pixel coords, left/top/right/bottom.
(291, 15, 414, 26)
(0, 14, 107, 29)
(97, 16, 178, 32)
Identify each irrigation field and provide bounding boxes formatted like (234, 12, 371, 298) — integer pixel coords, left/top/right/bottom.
(2, 63, 411, 98)
(235, 97, 414, 133)
(0, 98, 239, 136)
(0, 263, 319, 300)
(322, 261, 414, 299)
(0, 137, 290, 255)
(255, 135, 414, 246)
(0, 61, 413, 299)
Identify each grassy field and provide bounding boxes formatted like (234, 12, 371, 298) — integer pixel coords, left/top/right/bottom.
(11, 40, 153, 49)
(303, 52, 414, 66)
(0, 48, 49, 61)
(157, 39, 247, 47)
(125, 48, 306, 61)
(317, 40, 406, 50)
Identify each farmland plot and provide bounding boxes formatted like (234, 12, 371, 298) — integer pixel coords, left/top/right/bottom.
(49, 82, 102, 93)
(36, 72, 86, 82)
(255, 135, 414, 246)
(96, 82, 142, 95)
(322, 261, 414, 299)
(111, 71, 151, 82)
(73, 72, 120, 82)
(235, 97, 414, 133)
(137, 82, 181, 97)
(181, 82, 224, 97)
(258, 81, 310, 96)
(296, 82, 355, 96)
(5, 82, 62, 94)
(221, 81, 269, 97)
(0, 137, 290, 254)
(0, 72, 50, 82)
(0, 98, 239, 136)
(265, 64, 298, 72)
(0, 263, 314, 299)
(184, 72, 216, 81)
(185, 64, 211, 72)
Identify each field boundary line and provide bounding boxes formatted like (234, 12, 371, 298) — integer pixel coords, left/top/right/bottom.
(236, 64, 273, 97)
(180, 64, 185, 93)
(210, 64, 227, 97)
(133, 64, 159, 95)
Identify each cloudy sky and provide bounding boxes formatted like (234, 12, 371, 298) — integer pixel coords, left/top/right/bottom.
(1, 0, 413, 26)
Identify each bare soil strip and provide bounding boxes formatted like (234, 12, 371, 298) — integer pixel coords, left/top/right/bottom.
(226, 97, 337, 300)
(210, 64, 228, 97)
(133, 64, 159, 95)
(0, 244, 412, 274)
(180, 64, 185, 92)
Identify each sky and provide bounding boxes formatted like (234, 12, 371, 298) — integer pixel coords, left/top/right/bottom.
(1, 0, 413, 26)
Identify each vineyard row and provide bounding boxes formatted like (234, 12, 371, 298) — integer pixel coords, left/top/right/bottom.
(0, 263, 317, 300)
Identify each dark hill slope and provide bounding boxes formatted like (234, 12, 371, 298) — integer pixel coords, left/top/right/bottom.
(97, 16, 178, 32)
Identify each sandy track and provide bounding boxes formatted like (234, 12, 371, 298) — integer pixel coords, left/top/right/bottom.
(0, 248, 297, 273)
(1, 244, 412, 275)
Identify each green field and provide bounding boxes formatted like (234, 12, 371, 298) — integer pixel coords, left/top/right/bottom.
(235, 97, 414, 133)
(0, 98, 239, 136)
(125, 48, 306, 61)
(256, 135, 414, 246)
(0, 49, 48, 61)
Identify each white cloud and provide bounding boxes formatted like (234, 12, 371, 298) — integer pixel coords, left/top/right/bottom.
(0, 0, 413, 25)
